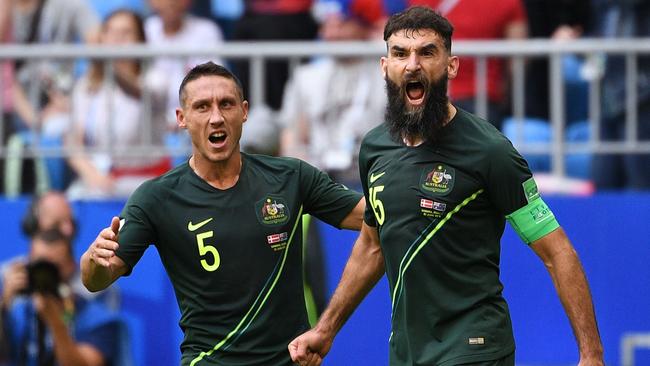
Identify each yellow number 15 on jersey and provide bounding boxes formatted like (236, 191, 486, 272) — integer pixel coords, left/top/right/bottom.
(369, 185, 385, 225)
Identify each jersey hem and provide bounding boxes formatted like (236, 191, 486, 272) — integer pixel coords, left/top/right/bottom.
(436, 345, 515, 366)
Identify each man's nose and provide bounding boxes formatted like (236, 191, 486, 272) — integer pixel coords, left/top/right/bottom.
(406, 53, 421, 73)
(209, 106, 225, 124)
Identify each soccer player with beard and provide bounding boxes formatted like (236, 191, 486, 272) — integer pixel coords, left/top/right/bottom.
(289, 6, 604, 366)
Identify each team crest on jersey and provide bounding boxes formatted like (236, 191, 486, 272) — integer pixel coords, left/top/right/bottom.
(421, 164, 455, 195)
(256, 196, 290, 225)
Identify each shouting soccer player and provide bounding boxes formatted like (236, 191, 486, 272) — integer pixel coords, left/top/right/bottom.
(289, 6, 604, 366)
(81, 62, 364, 366)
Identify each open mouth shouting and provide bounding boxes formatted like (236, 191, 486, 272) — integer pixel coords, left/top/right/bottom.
(405, 80, 426, 106)
(208, 131, 227, 148)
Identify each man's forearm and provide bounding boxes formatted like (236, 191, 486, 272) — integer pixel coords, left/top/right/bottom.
(550, 248, 603, 358)
(536, 230, 603, 360)
(48, 317, 96, 366)
(315, 225, 384, 338)
(80, 251, 116, 292)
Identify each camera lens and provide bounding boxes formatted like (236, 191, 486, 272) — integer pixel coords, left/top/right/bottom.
(27, 260, 61, 296)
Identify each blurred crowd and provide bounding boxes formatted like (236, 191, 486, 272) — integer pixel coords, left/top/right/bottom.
(0, 0, 649, 199)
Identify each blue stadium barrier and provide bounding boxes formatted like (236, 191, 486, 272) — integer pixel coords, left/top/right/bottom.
(1, 194, 648, 365)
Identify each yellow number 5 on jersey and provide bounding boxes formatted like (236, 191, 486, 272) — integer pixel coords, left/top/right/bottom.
(369, 185, 385, 225)
(189, 218, 220, 272)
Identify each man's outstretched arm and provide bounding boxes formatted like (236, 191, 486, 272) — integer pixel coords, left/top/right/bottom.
(531, 227, 604, 366)
(81, 216, 128, 292)
(289, 222, 384, 365)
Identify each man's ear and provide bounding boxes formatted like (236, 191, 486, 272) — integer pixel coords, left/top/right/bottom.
(447, 55, 459, 80)
(242, 100, 249, 123)
(176, 108, 187, 129)
(380, 56, 388, 78)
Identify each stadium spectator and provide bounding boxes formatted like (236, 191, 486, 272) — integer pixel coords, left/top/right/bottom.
(80, 62, 364, 365)
(19, 191, 76, 240)
(65, 10, 170, 199)
(523, 0, 591, 121)
(231, 0, 319, 111)
(591, 0, 650, 190)
(145, 0, 225, 128)
(289, 7, 603, 366)
(392, 0, 528, 130)
(1, 193, 125, 365)
(0, 227, 124, 366)
(0, 0, 14, 196)
(10, 0, 100, 136)
(280, 3, 386, 186)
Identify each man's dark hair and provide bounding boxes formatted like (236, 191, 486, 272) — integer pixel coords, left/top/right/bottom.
(178, 62, 245, 107)
(383, 6, 454, 52)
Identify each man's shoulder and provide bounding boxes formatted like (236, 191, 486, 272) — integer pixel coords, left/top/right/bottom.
(454, 108, 509, 146)
(245, 153, 303, 172)
(128, 163, 189, 201)
(361, 123, 392, 148)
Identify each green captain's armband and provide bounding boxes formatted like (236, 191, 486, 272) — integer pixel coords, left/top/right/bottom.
(506, 197, 560, 244)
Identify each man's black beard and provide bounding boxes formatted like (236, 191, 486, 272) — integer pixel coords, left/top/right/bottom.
(385, 73, 450, 144)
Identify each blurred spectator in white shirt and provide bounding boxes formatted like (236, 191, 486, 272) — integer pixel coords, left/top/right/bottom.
(65, 10, 169, 199)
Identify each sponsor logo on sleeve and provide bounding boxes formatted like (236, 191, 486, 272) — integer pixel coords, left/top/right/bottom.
(522, 177, 540, 203)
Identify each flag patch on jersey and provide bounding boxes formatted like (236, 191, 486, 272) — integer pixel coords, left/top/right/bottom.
(267, 232, 289, 252)
(420, 198, 433, 209)
(267, 232, 288, 244)
(420, 199, 446, 212)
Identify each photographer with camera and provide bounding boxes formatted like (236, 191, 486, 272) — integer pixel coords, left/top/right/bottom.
(0, 194, 123, 366)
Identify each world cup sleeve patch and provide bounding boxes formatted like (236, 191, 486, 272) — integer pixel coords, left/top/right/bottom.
(522, 177, 540, 203)
(420, 164, 455, 195)
(255, 196, 290, 226)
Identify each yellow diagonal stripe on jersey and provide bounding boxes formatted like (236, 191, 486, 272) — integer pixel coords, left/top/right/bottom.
(390, 189, 484, 318)
(190, 205, 304, 366)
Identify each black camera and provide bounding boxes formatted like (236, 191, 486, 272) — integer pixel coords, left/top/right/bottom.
(25, 260, 61, 297)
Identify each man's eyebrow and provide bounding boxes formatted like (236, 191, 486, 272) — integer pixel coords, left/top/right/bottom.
(191, 98, 210, 107)
(420, 43, 438, 53)
(390, 45, 406, 52)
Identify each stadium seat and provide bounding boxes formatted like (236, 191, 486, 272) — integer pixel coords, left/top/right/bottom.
(502, 117, 592, 179)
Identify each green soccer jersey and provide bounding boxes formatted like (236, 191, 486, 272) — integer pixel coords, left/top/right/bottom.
(115, 153, 361, 366)
(359, 108, 552, 366)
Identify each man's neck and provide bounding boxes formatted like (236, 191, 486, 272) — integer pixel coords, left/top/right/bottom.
(403, 103, 457, 146)
(190, 153, 242, 190)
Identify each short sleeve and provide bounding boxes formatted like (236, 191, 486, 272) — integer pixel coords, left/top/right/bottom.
(115, 183, 158, 275)
(299, 160, 362, 228)
(358, 136, 376, 227)
(485, 140, 534, 216)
